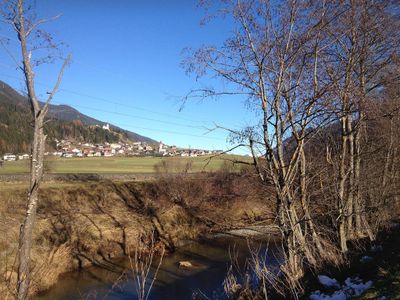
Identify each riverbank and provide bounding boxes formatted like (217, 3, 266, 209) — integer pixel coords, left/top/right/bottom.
(302, 222, 400, 299)
(0, 171, 275, 298)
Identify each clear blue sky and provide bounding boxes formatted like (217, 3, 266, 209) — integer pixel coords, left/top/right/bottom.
(0, 0, 257, 153)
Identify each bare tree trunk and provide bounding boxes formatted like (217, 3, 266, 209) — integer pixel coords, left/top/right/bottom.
(17, 118, 46, 299)
(299, 146, 324, 256)
(353, 123, 363, 237)
(338, 115, 349, 253)
(346, 114, 354, 238)
(354, 43, 374, 241)
(354, 116, 375, 241)
(382, 117, 394, 198)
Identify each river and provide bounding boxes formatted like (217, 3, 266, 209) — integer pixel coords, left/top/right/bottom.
(34, 235, 281, 300)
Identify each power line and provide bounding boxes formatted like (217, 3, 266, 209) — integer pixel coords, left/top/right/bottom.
(57, 87, 205, 124)
(0, 72, 211, 125)
(50, 100, 206, 129)
(0, 34, 218, 125)
(110, 121, 226, 141)
(0, 72, 227, 141)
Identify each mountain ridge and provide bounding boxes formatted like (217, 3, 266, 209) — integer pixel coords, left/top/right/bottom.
(0, 80, 157, 155)
(0, 80, 157, 145)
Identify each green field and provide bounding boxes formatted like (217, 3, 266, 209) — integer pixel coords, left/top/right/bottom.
(0, 155, 249, 174)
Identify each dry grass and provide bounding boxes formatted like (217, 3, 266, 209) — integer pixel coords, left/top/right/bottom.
(0, 167, 272, 298)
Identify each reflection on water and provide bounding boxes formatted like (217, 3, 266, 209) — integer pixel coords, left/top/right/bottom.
(34, 236, 280, 300)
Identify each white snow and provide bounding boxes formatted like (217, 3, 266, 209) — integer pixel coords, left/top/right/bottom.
(309, 290, 346, 300)
(343, 277, 373, 296)
(370, 245, 383, 252)
(360, 255, 373, 263)
(318, 275, 340, 289)
(310, 276, 373, 299)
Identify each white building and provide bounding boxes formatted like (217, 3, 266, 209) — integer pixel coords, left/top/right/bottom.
(102, 123, 110, 131)
(18, 154, 30, 160)
(110, 143, 121, 149)
(3, 153, 16, 161)
(158, 141, 167, 154)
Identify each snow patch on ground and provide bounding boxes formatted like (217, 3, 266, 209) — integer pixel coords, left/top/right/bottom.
(318, 275, 340, 289)
(343, 277, 373, 296)
(309, 290, 346, 300)
(371, 245, 383, 252)
(360, 255, 373, 263)
(310, 276, 372, 299)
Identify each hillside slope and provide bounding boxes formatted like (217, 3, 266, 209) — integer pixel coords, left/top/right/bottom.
(0, 81, 156, 154)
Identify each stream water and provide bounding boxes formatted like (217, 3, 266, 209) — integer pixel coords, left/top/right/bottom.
(34, 235, 281, 300)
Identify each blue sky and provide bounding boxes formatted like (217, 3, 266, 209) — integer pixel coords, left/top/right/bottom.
(0, 0, 257, 153)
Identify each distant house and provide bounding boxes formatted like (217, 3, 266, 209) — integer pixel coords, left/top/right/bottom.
(3, 153, 16, 161)
(18, 154, 30, 160)
(104, 151, 114, 157)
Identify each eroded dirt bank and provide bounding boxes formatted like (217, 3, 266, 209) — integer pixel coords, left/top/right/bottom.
(0, 172, 275, 297)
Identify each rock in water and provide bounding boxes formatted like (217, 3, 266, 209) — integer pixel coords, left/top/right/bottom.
(178, 261, 193, 268)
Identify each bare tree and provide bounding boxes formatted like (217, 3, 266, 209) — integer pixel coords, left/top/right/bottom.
(183, 0, 340, 289)
(1, 0, 70, 299)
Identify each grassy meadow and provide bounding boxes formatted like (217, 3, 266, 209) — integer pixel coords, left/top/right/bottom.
(0, 155, 250, 175)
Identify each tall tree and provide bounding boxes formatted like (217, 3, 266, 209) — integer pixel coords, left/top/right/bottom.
(184, 0, 338, 287)
(1, 1, 70, 298)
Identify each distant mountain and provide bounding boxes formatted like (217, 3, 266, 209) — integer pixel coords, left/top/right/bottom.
(0, 80, 157, 154)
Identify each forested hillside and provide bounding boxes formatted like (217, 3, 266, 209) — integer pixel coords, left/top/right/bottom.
(0, 81, 155, 155)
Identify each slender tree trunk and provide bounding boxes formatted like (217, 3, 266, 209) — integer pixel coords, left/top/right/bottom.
(17, 117, 46, 300)
(382, 117, 394, 199)
(338, 115, 348, 253)
(346, 114, 354, 239)
(299, 146, 324, 256)
(353, 122, 363, 237)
